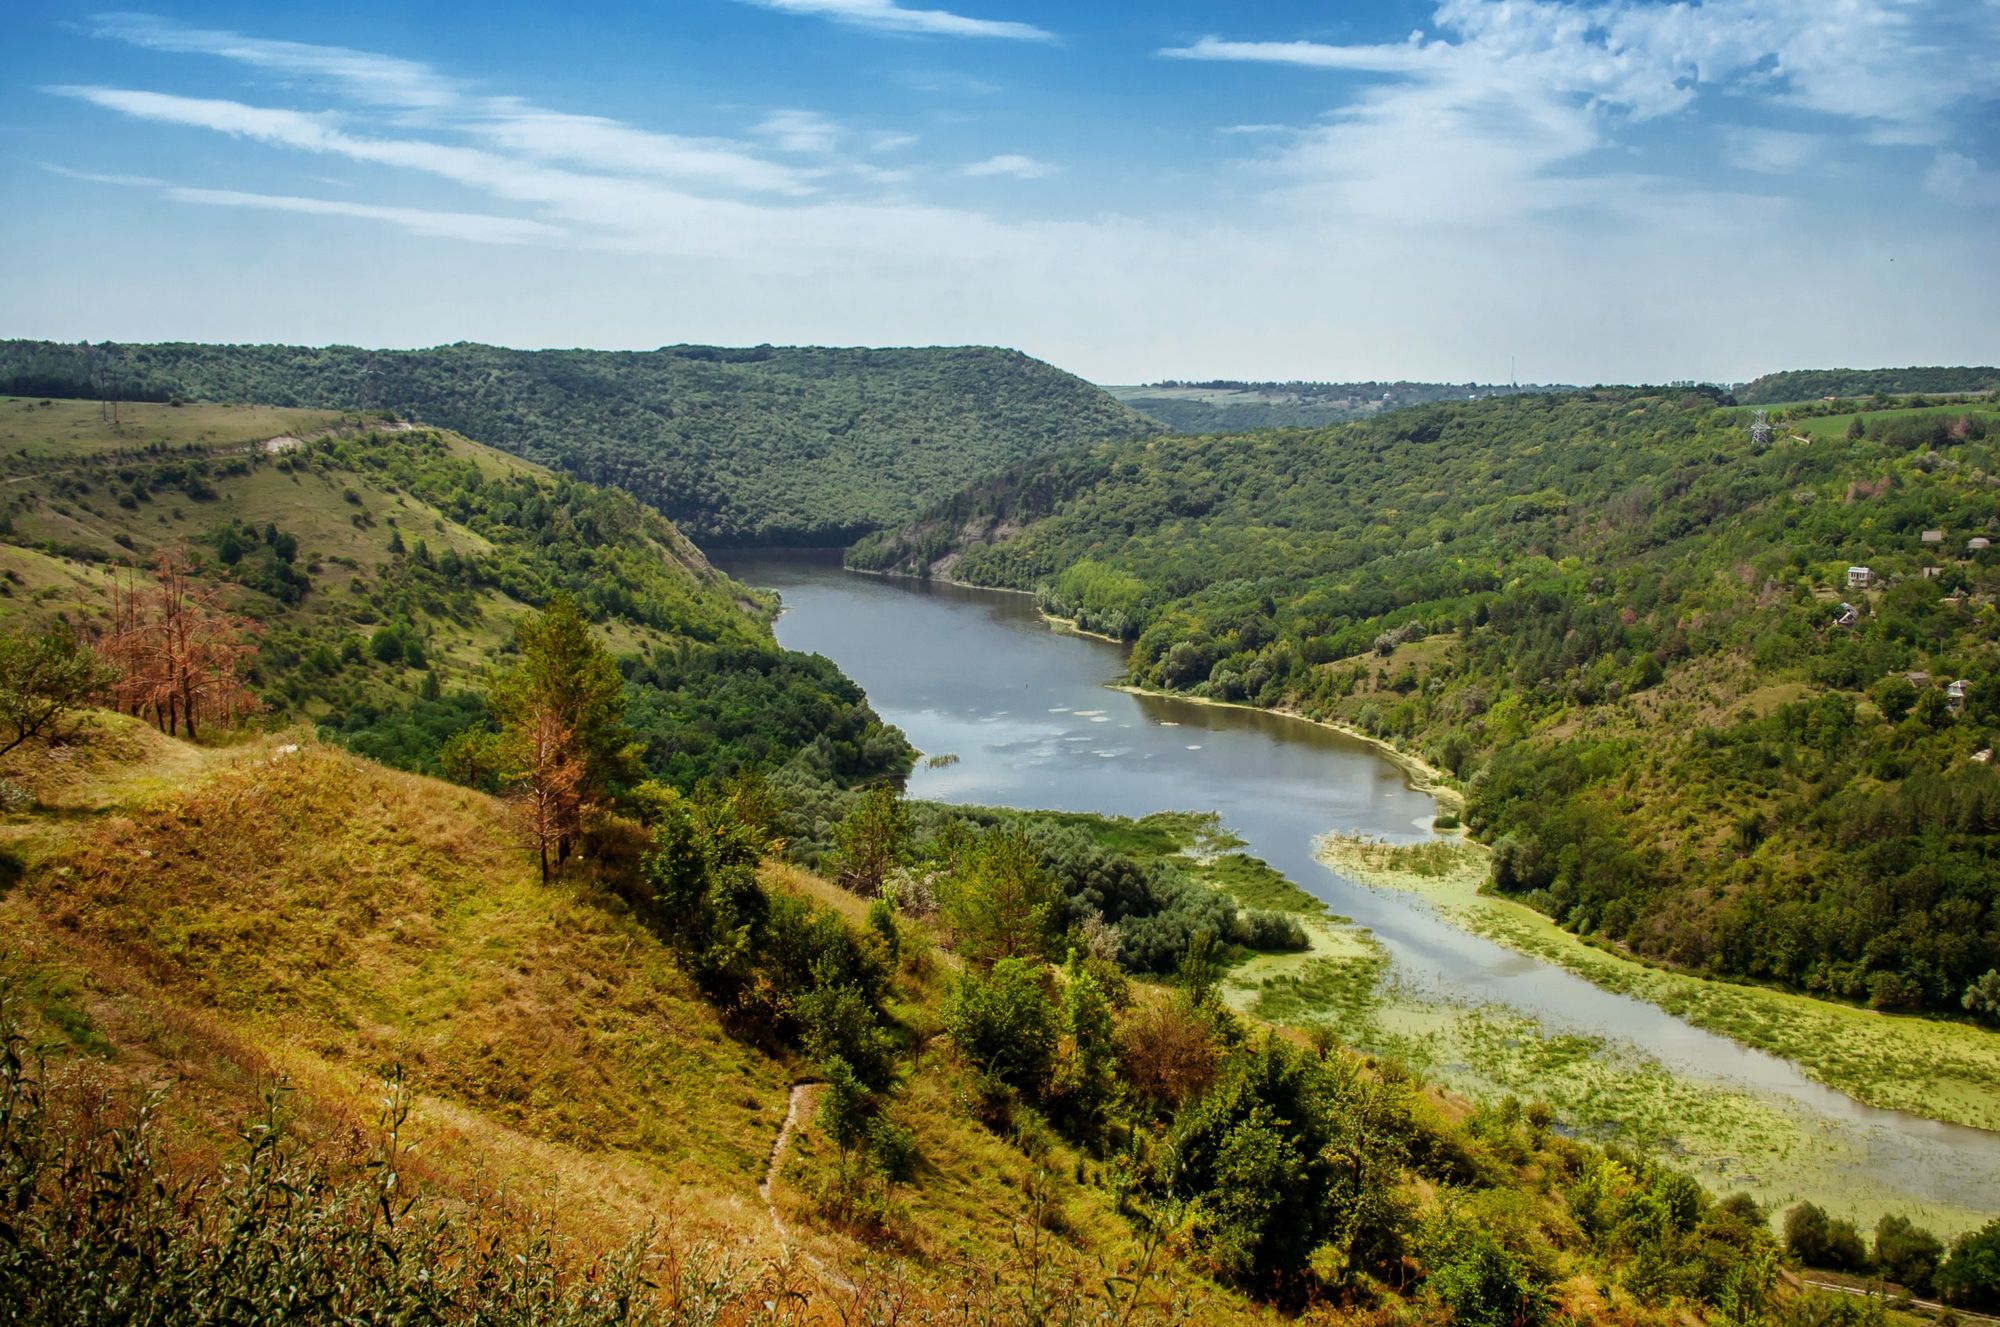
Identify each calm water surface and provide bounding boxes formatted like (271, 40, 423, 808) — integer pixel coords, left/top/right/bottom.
(720, 552, 1998, 1215)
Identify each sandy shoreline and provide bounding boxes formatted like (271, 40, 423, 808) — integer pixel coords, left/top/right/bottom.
(1109, 684, 1463, 810)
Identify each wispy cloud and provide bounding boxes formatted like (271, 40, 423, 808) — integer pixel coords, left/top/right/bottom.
(735, 0, 1053, 41)
(93, 11, 458, 109)
(84, 14, 834, 198)
(962, 153, 1054, 179)
(161, 185, 566, 244)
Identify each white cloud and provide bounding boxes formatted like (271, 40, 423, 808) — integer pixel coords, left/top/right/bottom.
(870, 131, 919, 152)
(1164, 0, 1999, 226)
(755, 110, 842, 154)
(1722, 126, 1820, 174)
(735, 0, 1053, 41)
(962, 153, 1054, 179)
(1925, 151, 2000, 208)
(478, 103, 818, 195)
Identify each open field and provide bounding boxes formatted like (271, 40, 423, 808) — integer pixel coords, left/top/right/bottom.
(0, 395, 346, 459)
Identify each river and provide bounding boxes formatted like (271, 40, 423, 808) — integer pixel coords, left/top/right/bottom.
(719, 551, 1998, 1224)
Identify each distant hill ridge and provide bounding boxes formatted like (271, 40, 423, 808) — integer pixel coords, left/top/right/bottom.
(1736, 365, 1999, 405)
(1106, 379, 1573, 432)
(0, 339, 1164, 546)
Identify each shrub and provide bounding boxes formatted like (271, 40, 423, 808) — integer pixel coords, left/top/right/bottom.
(1938, 1218, 2000, 1311)
(943, 957, 1056, 1094)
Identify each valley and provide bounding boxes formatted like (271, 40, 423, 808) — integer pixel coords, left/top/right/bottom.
(3, 370, 1996, 1324)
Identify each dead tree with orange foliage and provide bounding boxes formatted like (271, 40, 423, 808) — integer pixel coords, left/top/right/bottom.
(98, 548, 261, 740)
(507, 702, 587, 884)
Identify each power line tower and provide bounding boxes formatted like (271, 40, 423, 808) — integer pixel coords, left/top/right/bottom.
(1749, 409, 1772, 449)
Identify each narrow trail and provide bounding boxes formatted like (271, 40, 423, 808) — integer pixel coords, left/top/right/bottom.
(760, 1082, 856, 1294)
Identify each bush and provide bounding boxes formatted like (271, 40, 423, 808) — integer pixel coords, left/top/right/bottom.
(943, 957, 1056, 1094)
(1874, 1214, 1943, 1295)
(1785, 1202, 1870, 1272)
(1938, 1218, 2000, 1311)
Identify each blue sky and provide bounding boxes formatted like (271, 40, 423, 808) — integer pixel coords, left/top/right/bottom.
(2, 0, 1995, 383)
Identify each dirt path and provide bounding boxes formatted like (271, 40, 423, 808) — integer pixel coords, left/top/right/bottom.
(759, 1082, 855, 1294)
(1798, 1275, 1999, 1325)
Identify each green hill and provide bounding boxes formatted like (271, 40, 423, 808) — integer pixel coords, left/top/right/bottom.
(0, 341, 1164, 546)
(849, 388, 2000, 1019)
(0, 396, 908, 791)
(1736, 366, 1999, 405)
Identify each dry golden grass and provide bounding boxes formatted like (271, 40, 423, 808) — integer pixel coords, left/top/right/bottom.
(8, 734, 796, 1249)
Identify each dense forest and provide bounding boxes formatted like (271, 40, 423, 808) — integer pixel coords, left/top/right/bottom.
(851, 389, 2000, 1017)
(0, 397, 910, 794)
(1108, 379, 1565, 433)
(1736, 366, 1999, 405)
(0, 340, 1162, 545)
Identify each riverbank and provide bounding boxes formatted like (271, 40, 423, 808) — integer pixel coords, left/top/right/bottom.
(1109, 684, 1464, 812)
(843, 564, 1132, 646)
(1315, 832, 2000, 1137)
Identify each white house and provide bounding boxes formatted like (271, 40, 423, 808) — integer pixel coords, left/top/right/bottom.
(1922, 529, 1945, 545)
(1847, 566, 1874, 589)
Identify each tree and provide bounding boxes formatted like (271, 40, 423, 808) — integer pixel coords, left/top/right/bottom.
(1050, 951, 1117, 1133)
(1872, 675, 1918, 724)
(1785, 1202, 1868, 1272)
(940, 829, 1061, 967)
(0, 627, 115, 758)
(437, 728, 505, 791)
(943, 957, 1056, 1094)
(509, 703, 585, 885)
(1964, 969, 2000, 1023)
(829, 784, 907, 896)
(99, 549, 259, 740)
(1874, 1215, 1943, 1295)
(1162, 1039, 1409, 1300)
(1938, 1218, 2000, 1312)
(490, 595, 637, 874)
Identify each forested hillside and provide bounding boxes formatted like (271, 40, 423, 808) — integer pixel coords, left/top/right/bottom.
(0, 396, 909, 791)
(0, 341, 1163, 545)
(1736, 367, 1998, 405)
(851, 389, 2000, 1018)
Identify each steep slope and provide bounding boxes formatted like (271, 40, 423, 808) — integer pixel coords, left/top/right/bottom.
(850, 389, 2000, 1019)
(0, 722, 1817, 1324)
(0, 396, 908, 788)
(0, 341, 1165, 545)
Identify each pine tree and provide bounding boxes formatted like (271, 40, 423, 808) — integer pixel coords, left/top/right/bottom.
(490, 594, 636, 875)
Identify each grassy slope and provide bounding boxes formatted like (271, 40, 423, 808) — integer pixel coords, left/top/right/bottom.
(0, 721, 1265, 1317)
(0, 341, 1167, 546)
(0, 395, 764, 711)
